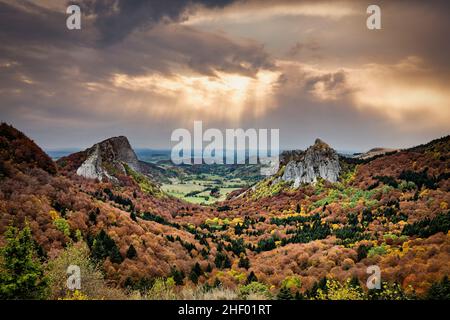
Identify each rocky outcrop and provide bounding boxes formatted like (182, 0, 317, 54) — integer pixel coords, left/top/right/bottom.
(76, 136, 140, 182)
(281, 139, 340, 187)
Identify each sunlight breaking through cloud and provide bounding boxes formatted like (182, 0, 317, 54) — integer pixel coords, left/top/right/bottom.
(111, 70, 280, 121)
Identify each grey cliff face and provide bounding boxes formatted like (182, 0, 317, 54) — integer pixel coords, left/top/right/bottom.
(281, 139, 341, 187)
(76, 136, 140, 181)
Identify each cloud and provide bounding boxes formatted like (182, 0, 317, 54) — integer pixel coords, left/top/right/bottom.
(183, 0, 358, 26)
(75, 0, 236, 44)
(287, 40, 321, 58)
(0, 0, 449, 150)
(348, 57, 450, 128)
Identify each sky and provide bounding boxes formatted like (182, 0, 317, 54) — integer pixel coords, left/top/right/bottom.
(0, 0, 449, 151)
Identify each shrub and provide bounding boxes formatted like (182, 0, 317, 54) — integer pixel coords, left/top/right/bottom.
(145, 278, 177, 300)
(0, 225, 48, 299)
(399, 180, 417, 191)
(367, 245, 388, 258)
(179, 285, 238, 300)
(281, 276, 302, 291)
(239, 282, 271, 300)
(54, 218, 71, 237)
(367, 282, 408, 300)
(46, 242, 126, 299)
(315, 279, 365, 300)
(427, 276, 450, 300)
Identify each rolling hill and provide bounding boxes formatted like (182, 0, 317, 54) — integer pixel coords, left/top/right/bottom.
(1, 123, 449, 299)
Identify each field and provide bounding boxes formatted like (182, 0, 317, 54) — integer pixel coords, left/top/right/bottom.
(162, 175, 247, 204)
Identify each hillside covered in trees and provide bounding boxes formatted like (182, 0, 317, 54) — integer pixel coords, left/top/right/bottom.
(0, 123, 449, 300)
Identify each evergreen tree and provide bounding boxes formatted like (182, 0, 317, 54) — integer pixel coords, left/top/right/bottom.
(357, 244, 369, 261)
(126, 244, 137, 259)
(91, 229, 123, 263)
(0, 225, 48, 299)
(277, 286, 293, 300)
(88, 210, 97, 223)
(170, 267, 184, 286)
(189, 262, 203, 284)
(192, 262, 202, 277)
(215, 251, 231, 269)
(189, 270, 199, 284)
(294, 291, 305, 300)
(308, 277, 327, 298)
(349, 276, 361, 289)
(246, 271, 258, 284)
(427, 276, 450, 300)
(238, 255, 250, 269)
(110, 245, 124, 264)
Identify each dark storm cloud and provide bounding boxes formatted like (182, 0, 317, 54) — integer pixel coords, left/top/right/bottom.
(0, 0, 275, 149)
(303, 70, 348, 94)
(0, 0, 449, 150)
(75, 0, 235, 44)
(0, 0, 272, 83)
(0, 1, 95, 46)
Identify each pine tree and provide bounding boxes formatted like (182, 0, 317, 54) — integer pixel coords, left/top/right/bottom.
(307, 277, 327, 298)
(88, 210, 97, 223)
(189, 262, 203, 284)
(215, 251, 231, 269)
(294, 291, 305, 300)
(246, 271, 258, 284)
(170, 267, 185, 286)
(349, 276, 361, 288)
(192, 262, 203, 276)
(0, 225, 48, 299)
(238, 255, 250, 269)
(427, 276, 450, 300)
(277, 286, 293, 300)
(110, 246, 123, 264)
(126, 244, 137, 259)
(91, 229, 123, 263)
(189, 270, 199, 284)
(357, 244, 369, 261)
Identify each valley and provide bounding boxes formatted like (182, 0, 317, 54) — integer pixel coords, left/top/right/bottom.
(0, 123, 449, 300)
